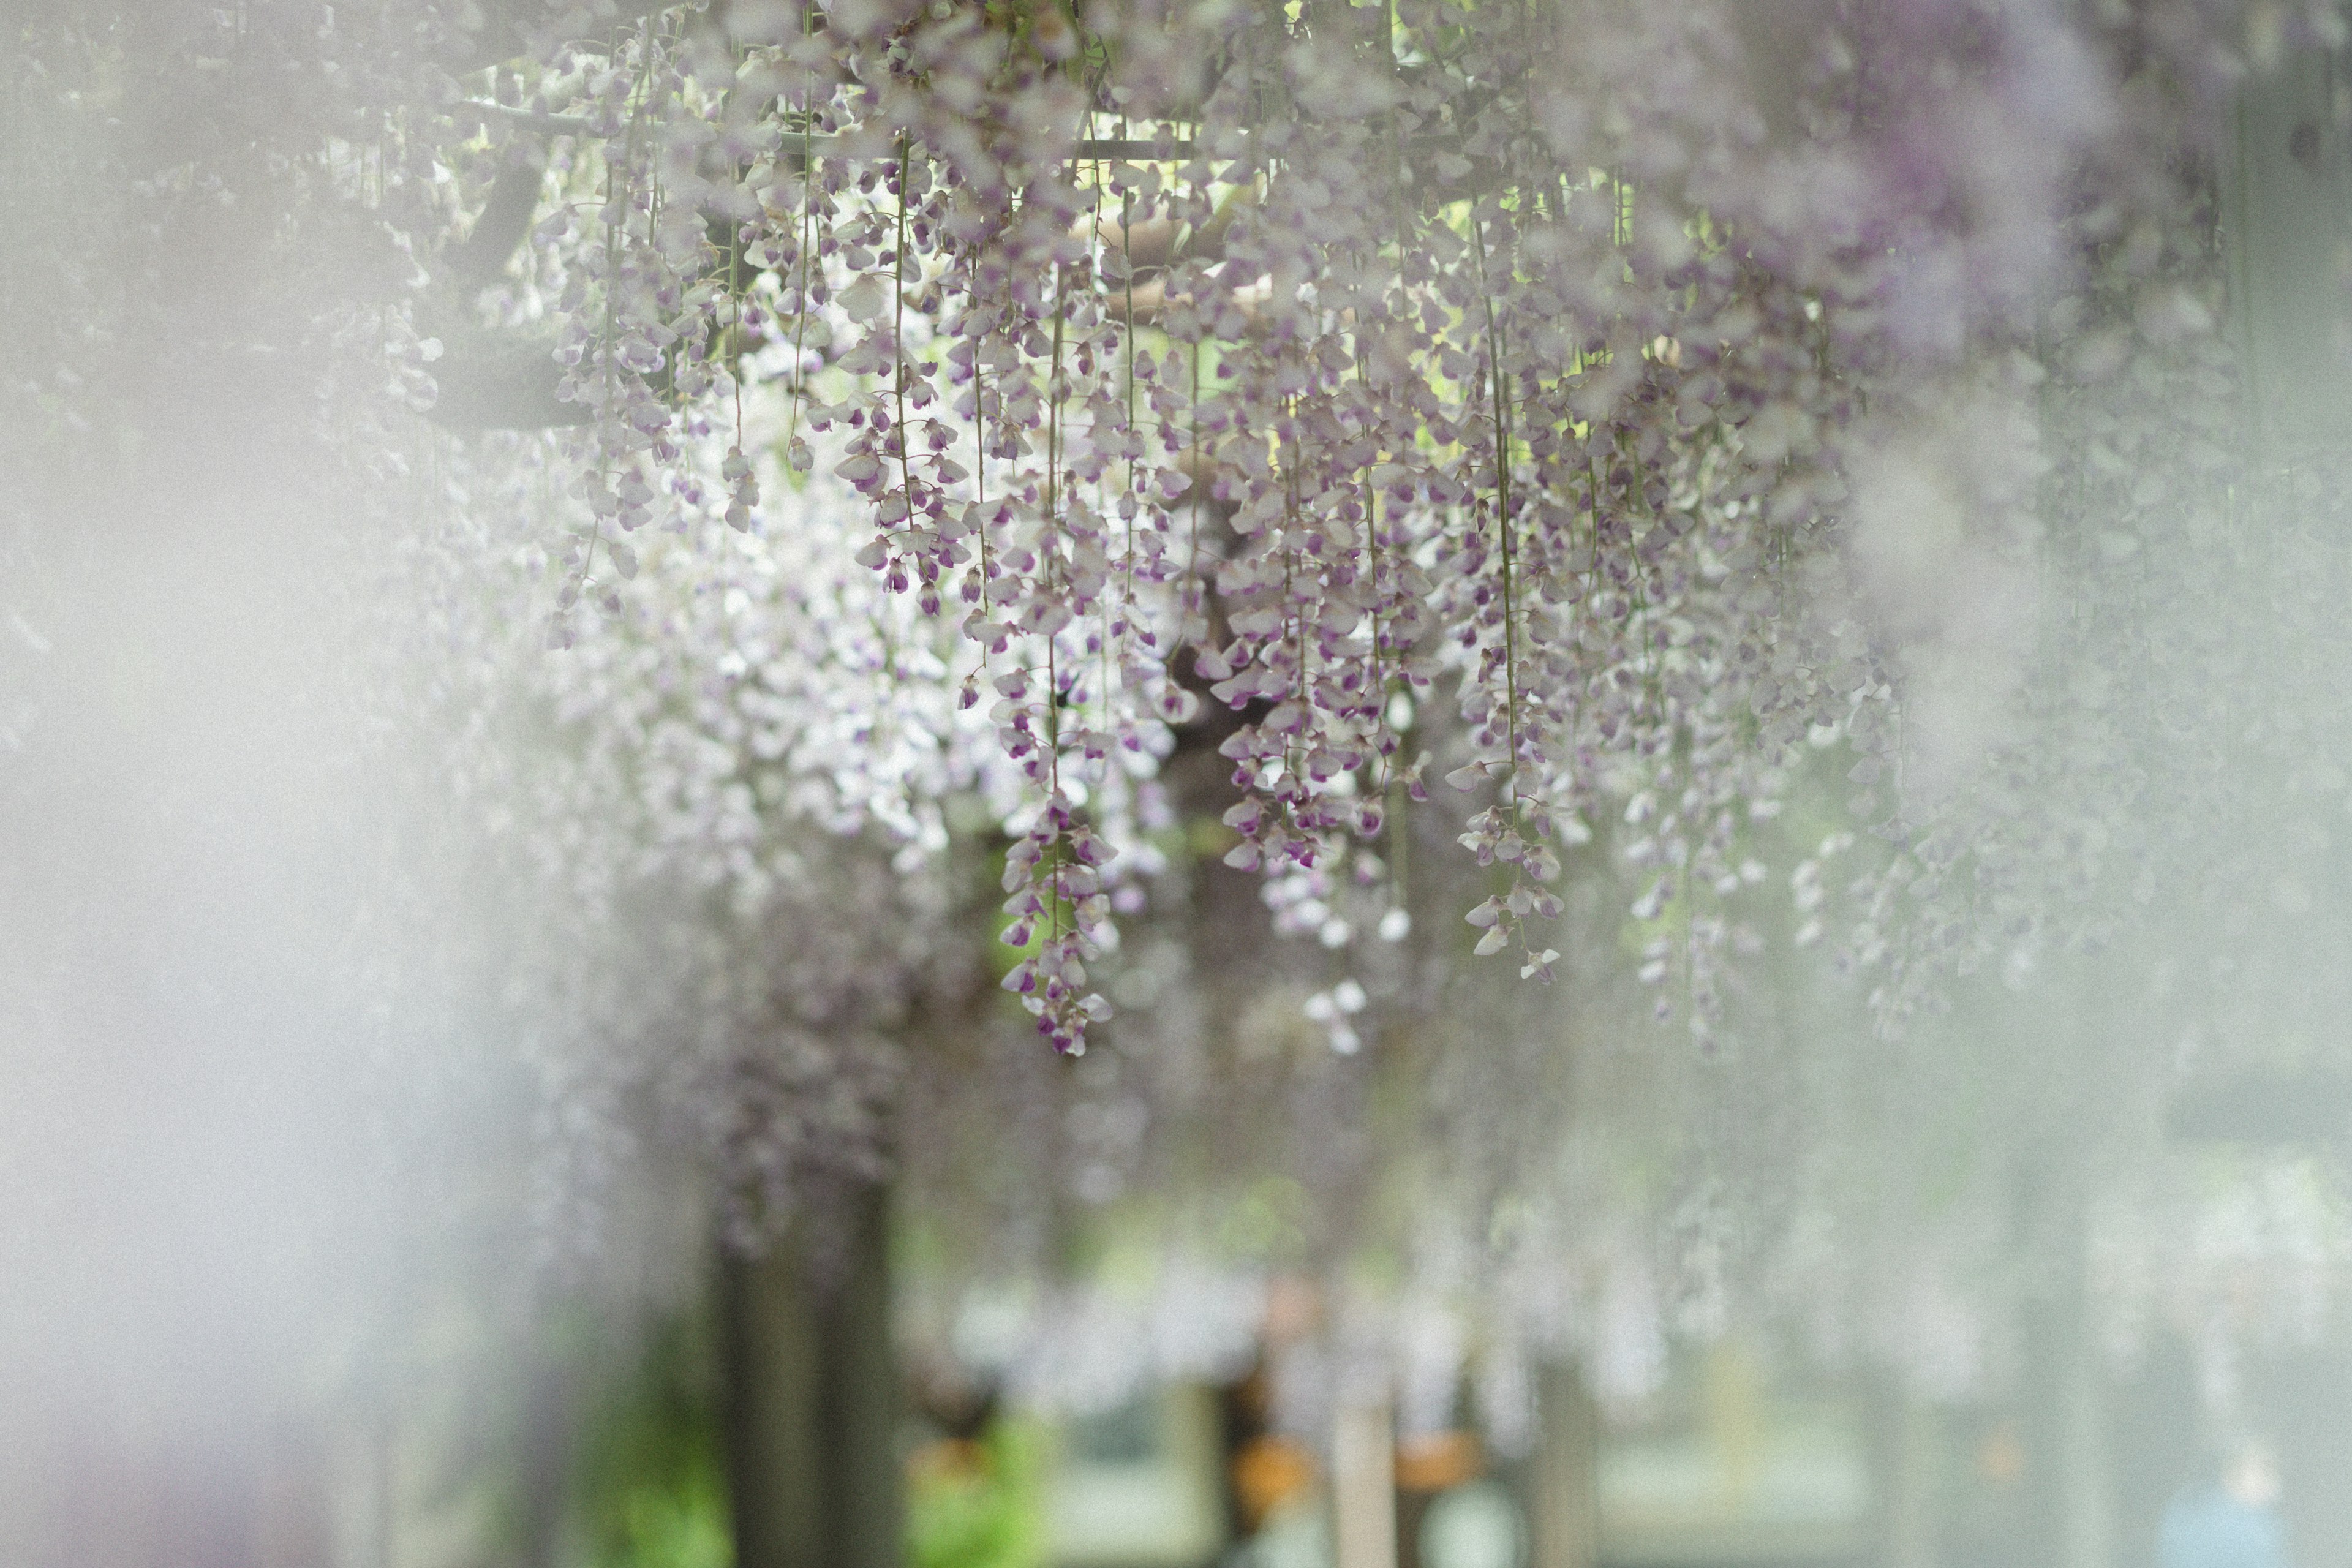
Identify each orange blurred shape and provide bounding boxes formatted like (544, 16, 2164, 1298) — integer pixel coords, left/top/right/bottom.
(1232, 1435, 1319, 1529)
(909, 1437, 991, 1487)
(1395, 1430, 1482, 1494)
(1264, 1276, 1322, 1344)
(1977, 1425, 2025, 1485)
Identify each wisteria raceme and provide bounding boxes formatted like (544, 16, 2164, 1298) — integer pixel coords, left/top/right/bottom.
(17, 0, 2350, 1068)
(24, 0, 2352, 1460)
(454, 0, 2267, 1052)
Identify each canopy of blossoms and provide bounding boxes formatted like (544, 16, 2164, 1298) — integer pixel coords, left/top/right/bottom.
(19, 0, 2346, 1045)
(366, 0, 2343, 1061)
(17, 0, 2352, 1434)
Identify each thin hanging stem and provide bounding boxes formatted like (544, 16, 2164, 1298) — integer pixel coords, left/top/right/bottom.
(1471, 216, 1520, 812)
(892, 135, 915, 525)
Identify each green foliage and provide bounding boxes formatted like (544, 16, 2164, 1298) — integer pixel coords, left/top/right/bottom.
(578, 1314, 733, 1568)
(908, 1419, 1050, 1568)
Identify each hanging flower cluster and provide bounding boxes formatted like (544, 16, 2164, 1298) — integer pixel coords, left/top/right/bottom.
(428, 0, 1843, 1051)
(32, 0, 2352, 1445)
(58, 0, 2343, 1061)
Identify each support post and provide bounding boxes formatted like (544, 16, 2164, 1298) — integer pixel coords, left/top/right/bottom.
(1333, 1398, 1398, 1568)
(1870, 1378, 1940, 1568)
(720, 1178, 900, 1568)
(1529, 1363, 1600, 1568)
(2226, 44, 2352, 466)
(2018, 1162, 2112, 1568)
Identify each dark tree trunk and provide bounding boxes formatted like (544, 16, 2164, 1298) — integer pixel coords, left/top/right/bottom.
(720, 1177, 902, 1568)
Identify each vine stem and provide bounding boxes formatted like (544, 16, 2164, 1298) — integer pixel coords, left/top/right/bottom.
(585, 16, 660, 597)
(729, 148, 744, 451)
(1470, 214, 1520, 815)
(783, 7, 817, 451)
(1044, 255, 1069, 950)
(1118, 124, 1137, 623)
(1185, 325, 1203, 633)
(1087, 150, 1115, 741)
(974, 310, 991, 627)
(892, 135, 915, 542)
